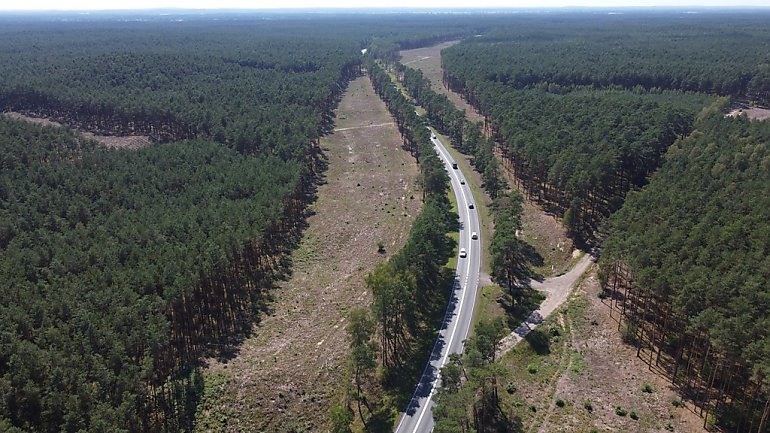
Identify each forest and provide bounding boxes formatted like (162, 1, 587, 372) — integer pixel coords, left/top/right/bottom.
(600, 102, 770, 432)
(2, 9, 770, 433)
(437, 12, 770, 431)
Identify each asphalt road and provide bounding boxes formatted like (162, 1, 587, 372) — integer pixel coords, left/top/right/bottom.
(393, 132, 481, 433)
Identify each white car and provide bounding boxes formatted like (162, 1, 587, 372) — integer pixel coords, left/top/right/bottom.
(471, 232, 478, 240)
(459, 248, 467, 258)
(460, 179, 466, 185)
(431, 134, 437, 140)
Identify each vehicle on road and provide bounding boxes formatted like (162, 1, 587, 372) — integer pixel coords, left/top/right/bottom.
(468, 203, 474, 209)
(460, 178, 465, 184)
(431, 134, 437, 140)
(459, 248, 467, 258)
(471, 231, 478, 240)
(452, 161, 458, 169)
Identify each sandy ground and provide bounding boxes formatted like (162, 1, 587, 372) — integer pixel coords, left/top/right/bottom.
(727, 106, 770, 121)
(531, 272, 707, 433)
(497, 253, 594, 358)
(3, 111, 151, 149)
(195, 75, 422, 433)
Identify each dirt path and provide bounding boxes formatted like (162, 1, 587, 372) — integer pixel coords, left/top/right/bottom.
(497, 253, 594, 358)
(195, 75, 421, 433)
(533, 272, 707, 433)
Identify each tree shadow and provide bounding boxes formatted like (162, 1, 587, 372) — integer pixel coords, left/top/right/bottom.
(524, 328, 551, 356)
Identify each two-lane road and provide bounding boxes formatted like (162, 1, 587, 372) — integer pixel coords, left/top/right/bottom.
(394, 131, 482, 433)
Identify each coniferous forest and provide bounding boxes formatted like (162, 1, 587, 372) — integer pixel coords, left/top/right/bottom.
(1, 9, 770, 433)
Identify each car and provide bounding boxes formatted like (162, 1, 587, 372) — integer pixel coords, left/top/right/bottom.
(459, 248, 467, 258)
(452, 161, 458, 169)
(431, 134, 437, 140)
(468, 203, 474, 209)
(471, 232, 478, 240)
(460, 179, 465, 185)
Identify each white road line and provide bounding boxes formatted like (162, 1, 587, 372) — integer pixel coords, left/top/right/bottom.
(405, 136, 475, 433)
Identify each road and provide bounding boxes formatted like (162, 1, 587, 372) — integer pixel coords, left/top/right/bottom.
(394, 131, 481, 433)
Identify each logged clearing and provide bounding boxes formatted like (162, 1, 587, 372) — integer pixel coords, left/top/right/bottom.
(3, 111, 151, 149)
(399, 44, 573, 276)
(499, 270, 706, 433)
(195, 75, 421, 432)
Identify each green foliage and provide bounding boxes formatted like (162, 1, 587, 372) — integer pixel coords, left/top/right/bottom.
(444, 15, 770, 96)
(603, 106, 770, 413)
(630, 410, 639, 420)
(642, 383, 654, 393)
(328, 404, 354, 433)
(583, 399, 593, 412)
(615, 406, 628, 417)
(555, 399, 565, 408)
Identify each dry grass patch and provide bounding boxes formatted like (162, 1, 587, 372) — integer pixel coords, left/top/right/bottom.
(195, 75, 422, 432)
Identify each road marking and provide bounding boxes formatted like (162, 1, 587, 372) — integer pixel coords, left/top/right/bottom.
(400, 134, 478, 433)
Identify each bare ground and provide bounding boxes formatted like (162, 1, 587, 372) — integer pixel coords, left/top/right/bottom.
(727, 106, 770, 121)
(523, 271, 707, 433)
(3, 111, 151, 149)
(195, 75, 422, 433)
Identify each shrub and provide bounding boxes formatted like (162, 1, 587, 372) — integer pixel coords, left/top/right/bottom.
(615, 406, 628, 417)
(672, 398, 684, 408)
(527, 364, 538, 374)
(620, 321, 639, 344)
(630, 410, 639, 420)
(506, 382, 517, 394)
(556, 399, 565, 408)
(529, 405, 537, 413)
(583, 400, 593, 412)
(642, 383, 654, 393)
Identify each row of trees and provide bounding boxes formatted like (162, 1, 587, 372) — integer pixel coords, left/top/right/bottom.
(329, 60, 459, 431)
(396, 65, 508, 201)
(441, 76, 705, 241)
(433, 318, 511, 433)
(600, 101, 770, 432)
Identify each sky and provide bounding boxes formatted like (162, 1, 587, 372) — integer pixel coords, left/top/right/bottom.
(1, 0, 769, 11)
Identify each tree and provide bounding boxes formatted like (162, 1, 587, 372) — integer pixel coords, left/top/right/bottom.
(347, 308, 377, 426)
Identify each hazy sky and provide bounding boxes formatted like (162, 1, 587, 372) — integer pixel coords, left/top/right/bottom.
(2, 0, 769, 11)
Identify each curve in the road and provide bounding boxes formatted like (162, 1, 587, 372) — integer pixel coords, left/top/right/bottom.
(393, 130, 481, 433)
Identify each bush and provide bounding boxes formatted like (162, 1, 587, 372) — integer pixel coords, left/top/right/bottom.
(506, 382, 517, 394)
(620, 321, 639, 344)
(630, 410, 639, 420)
(529, 405, 537, 413)
(672, 398, 684, 408)
(549, 325, 561, 337)
(527, 364, 538, 374)
(597, 290, 608, 299)
(615, 406, 628, 417)
(583, 400, 593, 412)
(556, 399, 565, 408)
(642, 383, 654, 393)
